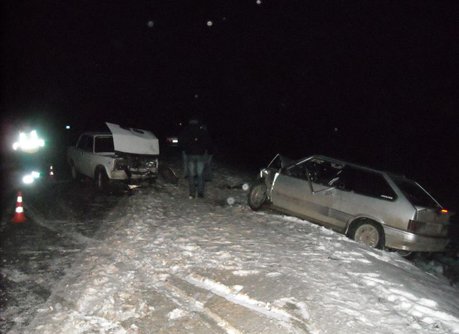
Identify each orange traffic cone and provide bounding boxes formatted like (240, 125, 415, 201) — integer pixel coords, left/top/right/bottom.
(12, 191, 26, 223)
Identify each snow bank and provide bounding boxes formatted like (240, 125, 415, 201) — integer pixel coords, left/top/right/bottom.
(10, 161, 459, 333)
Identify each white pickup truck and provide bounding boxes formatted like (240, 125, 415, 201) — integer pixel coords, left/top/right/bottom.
(67, 122, 159, 190)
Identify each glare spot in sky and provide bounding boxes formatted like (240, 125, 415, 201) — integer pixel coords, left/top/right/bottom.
(194, 94, 199, 99)
(256, 0, 262, 5)
(147, 20, 154, 28)
(207, 20, 213, 27)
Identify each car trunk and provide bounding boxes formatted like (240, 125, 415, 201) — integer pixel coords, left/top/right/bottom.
(413, 207, 451, 237)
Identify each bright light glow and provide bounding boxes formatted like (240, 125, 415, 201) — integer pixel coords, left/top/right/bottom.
(22, 171, 41, 185)
(440, 209, 448, 214)
(207, 20, 213, 27)
(22, 174, 35, 184)
(65, 125, 71, 130)
(12, 130, 45, 153)
(172, 138, 179, 144)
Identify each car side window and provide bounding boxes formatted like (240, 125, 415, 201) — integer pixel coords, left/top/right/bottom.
(285, 162, 309, 181)
(339, 167, 397, 201)
(77, 135, 93, 152)
(304, 160, 343, 186)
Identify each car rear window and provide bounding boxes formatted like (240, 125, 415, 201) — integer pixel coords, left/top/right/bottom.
(339, 167, 397, 201)
(391, 177, 438, 208)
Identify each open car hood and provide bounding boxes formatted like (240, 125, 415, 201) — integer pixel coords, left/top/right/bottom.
(106, 122, 159, 156)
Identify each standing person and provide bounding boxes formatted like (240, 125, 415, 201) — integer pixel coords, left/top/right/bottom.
(179, 115, 213, 198)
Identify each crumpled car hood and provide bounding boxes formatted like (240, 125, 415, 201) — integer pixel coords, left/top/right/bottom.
(106, 122, 159, 156)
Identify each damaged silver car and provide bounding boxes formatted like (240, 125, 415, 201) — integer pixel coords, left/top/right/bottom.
(248, 154, 452, 253)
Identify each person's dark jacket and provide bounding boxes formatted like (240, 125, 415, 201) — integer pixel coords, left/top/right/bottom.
(179, 122, 213, 155)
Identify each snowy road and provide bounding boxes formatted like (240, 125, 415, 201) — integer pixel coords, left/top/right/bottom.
(2, 158, 459, 333)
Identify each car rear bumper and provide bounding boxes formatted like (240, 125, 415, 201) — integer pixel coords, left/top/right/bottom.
(384, 225, 449, 252)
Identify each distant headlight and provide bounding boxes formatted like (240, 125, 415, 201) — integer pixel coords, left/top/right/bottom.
(12, 130, 45, 153)
(166, 137, 179, 145)
(22, 171, 41, 185)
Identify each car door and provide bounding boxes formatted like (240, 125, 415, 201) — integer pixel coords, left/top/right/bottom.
(78, 135, 95, 177)
(332, 166, 399, 229)
(270, 159, 340, 227)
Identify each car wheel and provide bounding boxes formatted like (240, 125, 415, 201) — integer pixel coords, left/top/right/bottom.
(349, 220, 384, 249)
(396, 250, 414, 259)
(248, 181, 267, 211)
(95, 168, 109, 192)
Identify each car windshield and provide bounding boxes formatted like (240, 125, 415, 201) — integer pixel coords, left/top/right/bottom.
(392, 177, 439, 208)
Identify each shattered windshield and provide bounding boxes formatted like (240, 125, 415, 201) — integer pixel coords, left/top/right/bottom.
(392, 177, 439, 208)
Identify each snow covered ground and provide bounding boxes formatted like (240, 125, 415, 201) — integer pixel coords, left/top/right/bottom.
(5, 159, 459, 333)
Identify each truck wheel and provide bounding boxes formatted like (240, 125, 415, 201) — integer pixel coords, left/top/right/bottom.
(349, 220, 384, 249)
(95, 168, 109, 192)
(248, 181, 267, 211)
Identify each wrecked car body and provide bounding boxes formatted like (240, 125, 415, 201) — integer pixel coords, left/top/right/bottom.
(67, 122, 159, 190)
(248, 154, 452, 253)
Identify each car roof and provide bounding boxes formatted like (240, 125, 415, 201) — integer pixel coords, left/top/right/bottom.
(302, 154, 407, 179)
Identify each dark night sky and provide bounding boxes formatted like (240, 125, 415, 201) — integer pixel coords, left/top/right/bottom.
(1, 1, 458, 205)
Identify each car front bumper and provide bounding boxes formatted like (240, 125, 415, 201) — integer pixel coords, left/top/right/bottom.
(109, 169, 158, 182)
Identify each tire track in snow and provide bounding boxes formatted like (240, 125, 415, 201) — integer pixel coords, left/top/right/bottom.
(183, 273, 312, 333)
(150, 277, 242, 334)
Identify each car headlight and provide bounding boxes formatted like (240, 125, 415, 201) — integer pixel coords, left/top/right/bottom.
(12, 130, 45, 153)
(145, 160, 158, 169)
(114, 159, 128, 170)
(22, 171, 41, 185)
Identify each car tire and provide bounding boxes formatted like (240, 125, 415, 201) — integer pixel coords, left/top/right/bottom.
(95, 168, 109, 192)
(349, 220, 385, 249)
(396, 250, 414, 259)
(248, 181, 267, 211)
